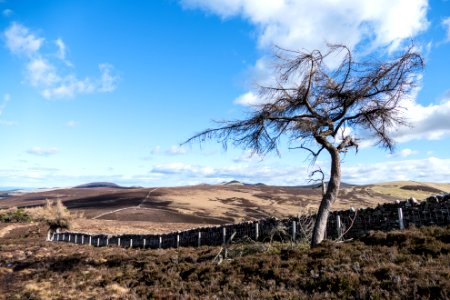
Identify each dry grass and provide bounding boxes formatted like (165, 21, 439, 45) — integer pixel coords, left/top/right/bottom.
(26, 199, 82, 230)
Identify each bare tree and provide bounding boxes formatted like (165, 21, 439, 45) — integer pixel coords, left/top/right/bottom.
(185, 44, 423, 247)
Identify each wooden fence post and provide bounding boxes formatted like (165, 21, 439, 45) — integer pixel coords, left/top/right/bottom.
(159, 236, 162, 249)
(143, 238, 146, 249)
(292, 221, 297, 241)
(198, 231, 202, 247)
(118, 237, 121, 246)
(89, 236, 92, 246)
(176, 234, 180, 248)
(81, 235, 84, 244)
(223, 227, 227, 245)
(398, 207, 405, 230)
(130, 239, 133, 248)
(336, 215, 342, 237)
(255, 222, 259, 241)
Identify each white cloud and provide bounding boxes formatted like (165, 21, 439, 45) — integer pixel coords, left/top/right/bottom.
(343, 157, 450, 184)
(166, 145, 188, 155)
(4, 22, 43, 56)
(150, 145, 189, 156)
(182, 0, 428, 51)
(388, 148, 418, 158)
(148, 155, 450, 186)
(98, 63, 119, 92)
(443, 17, 450, 42)
(3, 22, 119, 99)
(233, 91, 261, 106)
(26, 57, 60, 87)
(393, 97, 450, 142)
(55, 38, 66, 60)
(27, 147, 60, 156)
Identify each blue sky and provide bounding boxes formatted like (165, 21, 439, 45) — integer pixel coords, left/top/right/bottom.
(0, 0, 449, 188)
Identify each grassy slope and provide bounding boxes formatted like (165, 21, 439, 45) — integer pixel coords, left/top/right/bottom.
(1, 223, 450, 299)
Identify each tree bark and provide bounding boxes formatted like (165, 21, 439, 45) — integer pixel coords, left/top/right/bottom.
(311, 148, 341, 247)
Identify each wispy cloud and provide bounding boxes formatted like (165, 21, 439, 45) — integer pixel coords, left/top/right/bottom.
(3, 22, 120, 99)
(65, 120, 78, 128)
(0, 93, 15, 126)
(443, 17, 450, 42)
(27, 147, 60, 156)
(150, 145, 189, 156)
(387, 148, 418, 158)
(2, 9, 13, 17)
(0, 93, 10, 116)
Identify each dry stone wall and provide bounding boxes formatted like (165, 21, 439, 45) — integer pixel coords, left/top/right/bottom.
(50, 193, 450, 249)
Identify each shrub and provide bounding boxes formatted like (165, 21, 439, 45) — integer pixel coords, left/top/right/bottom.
(0, 207, 32, 223)
(26, 199, 74, 230)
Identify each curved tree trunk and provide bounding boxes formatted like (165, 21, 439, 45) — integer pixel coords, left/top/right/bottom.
(311, 148, 341, 247)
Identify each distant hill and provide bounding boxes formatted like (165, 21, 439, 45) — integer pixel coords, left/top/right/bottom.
(74, 182, 141, 189)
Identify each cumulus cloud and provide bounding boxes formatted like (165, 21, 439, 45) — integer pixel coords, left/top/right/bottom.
(4, 22, 43, 56)
(182, 0, 428, 51)
(3, 22, 119, 99)
(149, 155, 450, 186)
(343, 157, 450, 184)
(392, 97, 450, 142)
(27, 147, 60, 156)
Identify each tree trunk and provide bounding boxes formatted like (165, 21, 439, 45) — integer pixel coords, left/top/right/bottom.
(311, 148, 341, 247)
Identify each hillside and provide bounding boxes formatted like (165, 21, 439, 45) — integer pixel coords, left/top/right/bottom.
(1, 181, 449, 234)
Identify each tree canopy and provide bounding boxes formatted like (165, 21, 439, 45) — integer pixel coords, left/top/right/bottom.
(186, 44, 423, 246)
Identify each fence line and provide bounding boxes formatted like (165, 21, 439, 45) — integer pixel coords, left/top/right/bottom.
(49, 193, 450, 249)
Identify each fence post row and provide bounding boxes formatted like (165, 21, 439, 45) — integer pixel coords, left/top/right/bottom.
(48, 195, 450, 249)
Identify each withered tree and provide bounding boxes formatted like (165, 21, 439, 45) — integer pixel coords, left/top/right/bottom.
(185, 45, 423, 247)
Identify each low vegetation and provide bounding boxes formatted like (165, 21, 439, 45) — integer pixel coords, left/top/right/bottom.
(1, 222, 450, 299)
(0, 200, 79, 230)
(0, 208, 31, 223)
